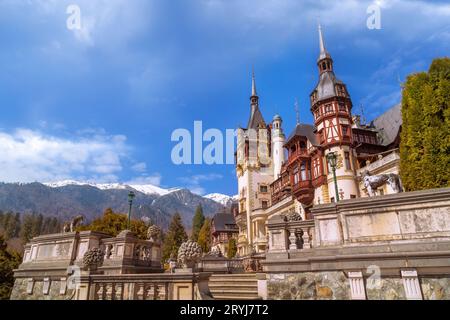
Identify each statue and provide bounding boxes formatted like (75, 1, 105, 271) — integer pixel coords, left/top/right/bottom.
(206, 246, 223, 258)
(177, 240, 203, 269)
(362, 171, 403, 197)
(82, 248, 105, 271)
(147, 224, 161, 242)
(283, 210, 302, 222)
(63, 215, 84, 233)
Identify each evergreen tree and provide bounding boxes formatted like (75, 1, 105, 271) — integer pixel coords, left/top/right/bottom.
(191, 204, 205, 242)
(227, 238, 237, 258)
(41, 216, 52, 235)
(0, 210, 4, 230)
(400, 57, 450, 191)
(162, 212, 188, 262)
(197, 218, 211, 254)
(19, 215, 34, 244)
(49, 217, 60, 234)
(4, 213, 19, 240)
(31, 214, 44, 238)
(0, 235, 22, 299)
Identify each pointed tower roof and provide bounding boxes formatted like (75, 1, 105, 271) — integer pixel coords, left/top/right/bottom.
(251, 68, 257, 97)
(318, 24, 332, 62)
(247, 70, 266, 129)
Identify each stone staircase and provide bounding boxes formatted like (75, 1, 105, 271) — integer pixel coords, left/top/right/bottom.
(208, 273, 260, 300)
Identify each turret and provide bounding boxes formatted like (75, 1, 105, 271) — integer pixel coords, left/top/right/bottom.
(271, 114, 285, 179)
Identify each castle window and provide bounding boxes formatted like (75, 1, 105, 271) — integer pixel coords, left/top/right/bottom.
(322, 62, 327, 71)
(293, 166, 299, 185)
(325, 104, 333, 114)
(344, 152, 351, 170)
(300, 162, 307, 181)
(262, 200, 268, 209)
(260, 185, 268, 193)
(339, 103, 346, 112)
(342, 125, 349, 137)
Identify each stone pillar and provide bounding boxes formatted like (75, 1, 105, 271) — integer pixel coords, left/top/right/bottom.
(288, 229, 297, 250)
(401, 270, 423, 300)
(256, 273, 268, 300)
(348, 271, 366, 300)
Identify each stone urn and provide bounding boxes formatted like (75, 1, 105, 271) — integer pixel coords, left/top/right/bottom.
(177, 240, 202, 270)
(147, 224, 161, 243)
(82, 248, 105, 272)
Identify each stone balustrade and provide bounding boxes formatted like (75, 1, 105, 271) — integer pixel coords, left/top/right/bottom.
(267, 216, 315, 252)
(74, 272, 213, 300)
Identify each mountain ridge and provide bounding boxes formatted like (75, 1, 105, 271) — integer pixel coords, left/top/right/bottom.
(0, 181, 233, 230)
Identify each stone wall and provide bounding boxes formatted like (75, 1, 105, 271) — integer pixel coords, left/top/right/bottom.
(10, 278, 75, 300)
(263, 188, 450, 300)
(268, 272, 350, 300)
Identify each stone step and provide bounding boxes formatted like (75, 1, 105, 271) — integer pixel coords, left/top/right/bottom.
(208, 273, 260, 300)
(209, 284, 258, 290)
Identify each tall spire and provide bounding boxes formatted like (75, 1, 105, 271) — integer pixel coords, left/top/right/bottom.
(317, 24, 331, 62)
(251, 67, 257, 97)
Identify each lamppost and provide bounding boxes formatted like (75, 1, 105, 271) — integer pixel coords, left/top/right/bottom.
(326, 152, 340, 202)
(127, 191, 135, 230)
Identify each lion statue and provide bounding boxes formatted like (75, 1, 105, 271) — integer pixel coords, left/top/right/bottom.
(362, 171, 403, 197)
(63, 215, 84, 233)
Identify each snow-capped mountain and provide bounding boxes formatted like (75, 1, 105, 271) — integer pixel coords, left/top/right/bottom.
(203, 193, 238, 207)
(43, 180, 180, 196)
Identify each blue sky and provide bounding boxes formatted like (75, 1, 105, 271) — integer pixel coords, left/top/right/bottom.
(0, 0, 449, 196)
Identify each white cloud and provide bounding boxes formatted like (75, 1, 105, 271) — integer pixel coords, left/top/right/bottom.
(0, 129, 130, 183)
(178, 173, 223, 196)
(131, 162, 147, 173)
(126, 174, 163, 186)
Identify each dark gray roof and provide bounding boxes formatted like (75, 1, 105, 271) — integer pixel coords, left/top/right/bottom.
(312, 71, 344, 102)
(212, 212, 237, 232)
(285, 124, 319, 146)
(247, 106, 266, 129)
(372, 103, 402, 146)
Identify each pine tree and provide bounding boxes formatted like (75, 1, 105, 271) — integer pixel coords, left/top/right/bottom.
(31, 214, 43, 238)
(162, 212, 188, 262)
(19, 215, 34, 244)
(197, 218, 211, 254)
(41, 217, 52, 235)
(227, 238, 237, 258)
(4, 213, 19, 240)
(0, 235, 22, 299)
(191, 205, 205, 242)
(400, 57, 450, 191)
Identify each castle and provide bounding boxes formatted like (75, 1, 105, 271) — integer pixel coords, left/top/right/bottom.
(235, 25, 402, 256)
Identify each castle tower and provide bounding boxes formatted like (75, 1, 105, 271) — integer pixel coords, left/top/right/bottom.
(235, 71, 274, 255)
(271, 114, 285, 179)
(310, 25, 359, 202)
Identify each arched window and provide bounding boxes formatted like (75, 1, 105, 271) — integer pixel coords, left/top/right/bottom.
(322, 62, 327, 71)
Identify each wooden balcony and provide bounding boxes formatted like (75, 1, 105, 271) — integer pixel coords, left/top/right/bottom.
(292, 180, 314, 205)
(312, 175, 327, 188)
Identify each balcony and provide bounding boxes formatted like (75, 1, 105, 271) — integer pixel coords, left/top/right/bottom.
(292, 180, 314, 205)
(312, 175, 327, 188)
